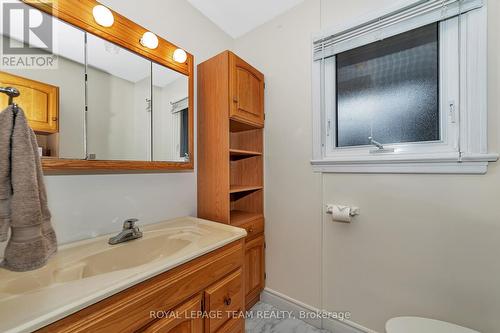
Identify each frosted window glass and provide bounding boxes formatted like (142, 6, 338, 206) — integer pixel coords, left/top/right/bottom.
(336, 23, 440, 147)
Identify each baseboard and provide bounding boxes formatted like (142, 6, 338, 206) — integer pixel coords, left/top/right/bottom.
(261, 288, 379, 333)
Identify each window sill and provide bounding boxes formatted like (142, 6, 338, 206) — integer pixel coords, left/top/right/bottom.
(310, 153, 499, 174)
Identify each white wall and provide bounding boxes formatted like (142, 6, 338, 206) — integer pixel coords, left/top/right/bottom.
(234, 0, 500, 332)
(1, 0, 232, 249)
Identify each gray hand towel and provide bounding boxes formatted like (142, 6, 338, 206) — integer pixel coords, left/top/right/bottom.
(0, 107, 13, 242)
(0, 105, 57, 271)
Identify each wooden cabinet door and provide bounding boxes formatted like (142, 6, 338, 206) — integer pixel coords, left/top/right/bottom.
(204, 269, 244, 333)
(143, 294, 203, 333)
(229, 53, 264, 127)
(245, 235, 265, 305)
(0, 71, 59, 134)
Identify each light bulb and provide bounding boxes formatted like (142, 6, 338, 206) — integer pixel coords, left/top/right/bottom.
(92, 5, 114, 27)
(140, 32, 159, 49)
(173, 48, 187, 63)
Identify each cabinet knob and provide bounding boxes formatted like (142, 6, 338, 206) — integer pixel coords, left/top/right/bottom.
(224, 296, 232, 306)
(233, 97, 238, 103)
(52, 117, 58, 121)
(248, 228, 254, 233)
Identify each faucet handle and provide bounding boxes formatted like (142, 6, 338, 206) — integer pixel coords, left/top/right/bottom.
(123, 218, 139, 230)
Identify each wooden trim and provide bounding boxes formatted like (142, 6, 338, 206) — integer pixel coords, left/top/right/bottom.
(23, 0, 192, 76)
(20, 0, 194, 173)
(41, 158, 194, 174)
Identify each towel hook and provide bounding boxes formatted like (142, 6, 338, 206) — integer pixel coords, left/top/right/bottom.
(0, 86, 20, 106)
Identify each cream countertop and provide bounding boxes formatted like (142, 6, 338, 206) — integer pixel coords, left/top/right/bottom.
(0, 216, 246, 333)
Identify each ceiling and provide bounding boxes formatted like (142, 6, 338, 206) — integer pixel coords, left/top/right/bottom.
(187, 0, 305, 38)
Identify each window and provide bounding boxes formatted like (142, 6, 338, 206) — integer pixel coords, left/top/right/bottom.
(336, 23, 439, 148)
(312, 0, 497, 174)
(179, 108, 188, 158)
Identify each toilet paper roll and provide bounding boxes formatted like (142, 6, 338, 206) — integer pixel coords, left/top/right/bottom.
(330, 205, 352, 223)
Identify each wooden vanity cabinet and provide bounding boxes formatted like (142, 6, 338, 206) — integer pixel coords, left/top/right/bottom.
(215, 318, 244, 333)
(141, 295, 203, 333)
(245, 235, 265, 308)
(204, 269, 244, 333)
(198, 51, 266, 310)
(37, 240, 245, 333)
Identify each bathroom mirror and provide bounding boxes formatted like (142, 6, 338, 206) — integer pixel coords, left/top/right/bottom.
(86, 33, 153, 161)
(1, 0, 194, 172)
(85, 36, 190, 162)
(0, 2, 86, 159)
(152, 63, 189, 162)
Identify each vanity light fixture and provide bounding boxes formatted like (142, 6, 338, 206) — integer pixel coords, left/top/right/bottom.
(140, 32, 159, 49)
(173, 48, 187, 63)
(92, 5, 114, 27)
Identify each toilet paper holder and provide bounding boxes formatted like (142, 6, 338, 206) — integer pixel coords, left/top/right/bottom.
(326, 204, 360, 217)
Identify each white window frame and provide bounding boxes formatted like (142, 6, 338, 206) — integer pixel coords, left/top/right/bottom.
(311, 0, 498, 174)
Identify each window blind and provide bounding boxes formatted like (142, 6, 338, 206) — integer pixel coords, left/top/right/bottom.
(171, 97, 188, 113)
(313, 0, 483, 60)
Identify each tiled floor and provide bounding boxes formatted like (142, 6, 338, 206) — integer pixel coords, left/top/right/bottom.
(246, 302, 331, 333)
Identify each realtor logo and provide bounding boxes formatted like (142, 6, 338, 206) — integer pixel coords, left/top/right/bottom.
(1, 0, 58, 69)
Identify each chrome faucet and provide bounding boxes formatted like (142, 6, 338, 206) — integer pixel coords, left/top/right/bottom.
(108, 218, 143, 245)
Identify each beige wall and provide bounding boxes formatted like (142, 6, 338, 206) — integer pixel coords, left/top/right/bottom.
(235, 0, 500, 332)
(235, 0, 324, 308)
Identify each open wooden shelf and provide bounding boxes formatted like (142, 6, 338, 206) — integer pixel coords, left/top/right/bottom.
(230, 148, 262, 160)
(230, 210, 263, 226)
(230, 119, 262, 132)
(229, 185, 263, 194)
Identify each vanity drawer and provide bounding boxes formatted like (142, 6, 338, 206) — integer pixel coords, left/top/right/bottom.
(204, 269, 244, 333)
(240, 218, 264, 239)
(142, 294, 203, 332)
(216, 318, 244, 333)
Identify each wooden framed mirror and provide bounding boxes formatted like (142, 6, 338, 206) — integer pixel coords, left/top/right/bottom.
(0, 0, 194, 173)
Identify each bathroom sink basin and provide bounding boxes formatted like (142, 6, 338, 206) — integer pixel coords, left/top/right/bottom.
(83, 236, 192, 276)
(0, 232, 196, 295)
(0, 217, 246, 333)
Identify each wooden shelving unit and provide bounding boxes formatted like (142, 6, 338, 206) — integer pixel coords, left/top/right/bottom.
(198, 50, 265, 309)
